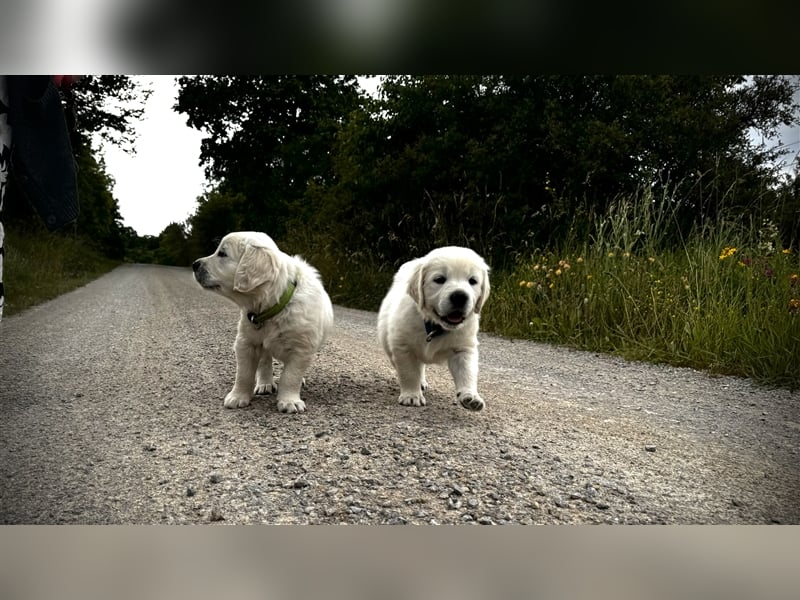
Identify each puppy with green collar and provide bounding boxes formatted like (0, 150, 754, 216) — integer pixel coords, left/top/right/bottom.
(193, 231, 333, 413)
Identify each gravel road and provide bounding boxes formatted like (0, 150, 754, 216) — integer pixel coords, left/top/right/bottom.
(1, 263, 798, 524)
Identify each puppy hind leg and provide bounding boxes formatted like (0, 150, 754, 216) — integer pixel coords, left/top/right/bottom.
(420, 364, 429, 391)
(275, 354, 312, 414)
(254, 351, 277, 395)
(448, 349, 485, 411)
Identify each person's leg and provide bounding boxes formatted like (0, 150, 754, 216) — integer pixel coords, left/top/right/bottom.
(0, 76, 12, 322)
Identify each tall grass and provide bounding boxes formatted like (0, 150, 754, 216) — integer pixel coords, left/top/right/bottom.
(281, 229, 393, 311)
(482, 188, 800, 388)
(2, 227, 119, 317)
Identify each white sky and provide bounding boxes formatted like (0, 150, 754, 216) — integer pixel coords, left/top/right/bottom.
(96, 76, 206, 237)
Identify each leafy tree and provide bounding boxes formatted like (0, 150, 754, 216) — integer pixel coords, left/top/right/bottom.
(185, 188, 250, 259)
(321, 75, 799, 267)
(73, 145, 126, 258)
(69, 75, 151, 152)
(156, 222, 192, 266)
(176, 75, 362, 239)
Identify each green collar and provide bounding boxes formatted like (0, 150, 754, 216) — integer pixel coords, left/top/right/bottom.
(247, 280, 297, 326)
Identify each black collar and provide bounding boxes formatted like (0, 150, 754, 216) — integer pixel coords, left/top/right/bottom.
(424, 320, 448, 342)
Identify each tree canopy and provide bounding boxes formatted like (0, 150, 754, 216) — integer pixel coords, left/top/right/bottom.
(170, 75, 798, 268)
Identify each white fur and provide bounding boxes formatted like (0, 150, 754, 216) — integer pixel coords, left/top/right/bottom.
(377, 246, 490, 411)
(193, 231, 333, 413)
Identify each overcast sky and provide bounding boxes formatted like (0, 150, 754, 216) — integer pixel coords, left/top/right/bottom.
(96, 76, 206, 237)
(99, 75, 799, 238)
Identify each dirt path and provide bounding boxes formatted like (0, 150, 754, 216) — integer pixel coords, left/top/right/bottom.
(1, 264, 797, 524)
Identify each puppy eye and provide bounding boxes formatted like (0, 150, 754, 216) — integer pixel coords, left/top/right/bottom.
(469, 277, 478, 285)
(217, 249, 227, 258)
(433, 275, 446, 285)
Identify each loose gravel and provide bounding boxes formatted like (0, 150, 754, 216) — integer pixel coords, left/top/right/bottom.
(1, 264, 798, 524)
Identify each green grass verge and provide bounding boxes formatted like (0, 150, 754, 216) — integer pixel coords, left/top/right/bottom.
(2, 227, 120, 317)
(481, 195, 800, 389)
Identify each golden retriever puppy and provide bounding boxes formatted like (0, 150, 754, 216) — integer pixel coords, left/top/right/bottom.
(378, 246, 490, 410)
(193, 231, 333, 413)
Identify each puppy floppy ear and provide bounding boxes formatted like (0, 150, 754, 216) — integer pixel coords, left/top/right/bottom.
(474, 266, 491, 314)
(406, 261, 426, 308)
(234, 243, 277, 293)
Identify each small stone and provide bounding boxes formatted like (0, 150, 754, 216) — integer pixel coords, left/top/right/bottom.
(448, 497, 462, 510)
(315, 431, 328, 438)
(468, 498, 479, 508)
(553, 497, 569, 508)
(596, 502, 610, 510)
(143, 444, 156, 452)
(209, 508, 224, 522)
(292, 479, 310, 489)
(478, 516, 495, 525)
(452, 484, 466, 496)
(360, 447, 372, 456)
(209, 474, 222, 484)
(186, 487, 195, 497)
(644, 445, 657, 452)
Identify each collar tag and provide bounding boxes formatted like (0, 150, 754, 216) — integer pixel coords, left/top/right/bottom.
(424, 320, 447, 342)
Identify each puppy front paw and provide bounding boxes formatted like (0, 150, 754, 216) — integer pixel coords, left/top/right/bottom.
(277, 398, 306, 414)
(456, 391, 485, 411)
(399, 392, 427, 407)
(224, 390, 252, 408)
(254, 382, 278, 395)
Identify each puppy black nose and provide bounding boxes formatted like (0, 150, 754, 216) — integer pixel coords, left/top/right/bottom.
(192, 260, 201, 272)
(450, 290, 468, 308)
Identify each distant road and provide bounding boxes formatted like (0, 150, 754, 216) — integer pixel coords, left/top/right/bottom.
(1, 264, 798, 524)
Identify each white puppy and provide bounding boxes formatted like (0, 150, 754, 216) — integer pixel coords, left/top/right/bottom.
(378, 246, 490, 411)
(193, 231, 333, 413)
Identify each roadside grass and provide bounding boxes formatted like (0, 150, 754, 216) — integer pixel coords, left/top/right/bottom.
(2, 227, 119, 317)
(482, 189, 800, 388)
(282, 230, 394, 312)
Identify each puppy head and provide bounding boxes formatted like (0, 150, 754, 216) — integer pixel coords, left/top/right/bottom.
(407, 246, 490, 330)
(193, 232, 285, 302)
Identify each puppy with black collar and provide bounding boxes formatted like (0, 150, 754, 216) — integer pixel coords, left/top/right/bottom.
(378, 246, 490, 410)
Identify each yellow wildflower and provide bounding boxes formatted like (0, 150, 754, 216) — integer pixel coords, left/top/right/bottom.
(526, 281, 534, 288)
(719, 247, 737, 260)
(782, 248, 792, 255)
(555, 269, 562, 276)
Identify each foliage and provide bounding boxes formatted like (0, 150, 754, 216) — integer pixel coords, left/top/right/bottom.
(314, 75, 799, 269)
(69, 75, 151, 152)
(483, 188, 800, 387)
(1, 225, 119, 317)
(175, 75, 362, 241)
